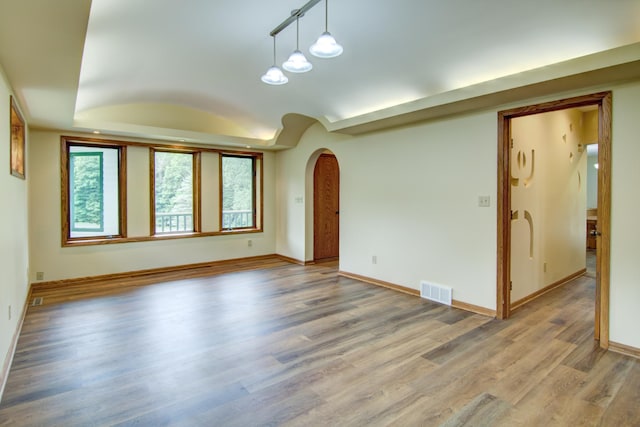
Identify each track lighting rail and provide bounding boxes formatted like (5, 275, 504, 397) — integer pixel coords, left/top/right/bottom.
(269, 0, 322, 37)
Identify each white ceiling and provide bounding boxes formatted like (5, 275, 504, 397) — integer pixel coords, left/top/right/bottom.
(2, 0, 640, 149)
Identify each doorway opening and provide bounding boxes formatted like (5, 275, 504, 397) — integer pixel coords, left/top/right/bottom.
(313, 152, 340, 261)
(497, 92, 612, 349)
(585, 141, 599, 281)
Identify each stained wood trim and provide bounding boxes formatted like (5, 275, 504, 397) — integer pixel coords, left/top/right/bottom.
(60, 140, 69, 245)
(259, 154, 264, 230)
(609, 341, 640, 360)
(61, 137, 128, 246)
(61, 135, 265, 155)
(451, 300, 496, 317)
(149, 148, 157, 236)
(31, 254, 285, 291)
(252, 156, 257, 229)
(60, 228, 265, 247)
(150, 148, 201, 236)
(193, 152, 202, 233)
(218, 153, 264, 232)
(339, 271, 496, 317)
(9, 96, 26, 179)
(276, 255, 314, 265)
(597, 92, 612, 348)
(496, 91, 612, 351)
(62, 137, 264, 246)
(118, 146, 128, 238)
(511, 268, 587, 311)
(338, 271, 420, 297)
(496, 110, 510, 319)
(496, 92, 614, 119)
(0, 291, 30, 401)
(218, 153, 223, 230)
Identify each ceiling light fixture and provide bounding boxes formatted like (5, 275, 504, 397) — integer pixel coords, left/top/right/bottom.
(262, 0, 342, 84)
(309, 0, 343, 58)
(261, 36, 289, 85)
(283, 15, 313, 73)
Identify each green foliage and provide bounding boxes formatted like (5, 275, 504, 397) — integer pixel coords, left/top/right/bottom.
(222, 156, 253, 211)
(222, 155, 254, 229)
(71, 153, 103, 230)
(155, 152, 193, 214)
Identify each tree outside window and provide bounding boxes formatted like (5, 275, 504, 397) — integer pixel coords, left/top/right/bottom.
(153, 150, 197, 234)
(70, 152, 103, 231)
(221, 155, 255, 229)
(64, 142, 123, 242)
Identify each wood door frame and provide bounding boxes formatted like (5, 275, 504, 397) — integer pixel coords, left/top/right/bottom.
(497, 91, 612, 349)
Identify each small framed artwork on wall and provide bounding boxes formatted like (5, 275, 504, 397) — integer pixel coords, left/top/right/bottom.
(9, 95, 25, 179)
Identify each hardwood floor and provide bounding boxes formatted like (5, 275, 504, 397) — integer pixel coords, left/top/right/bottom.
(1, 256, 638, 426)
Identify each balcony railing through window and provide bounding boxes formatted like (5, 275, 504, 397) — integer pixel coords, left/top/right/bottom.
(156, 213, 193, 233)
(222, 209, 253, 230)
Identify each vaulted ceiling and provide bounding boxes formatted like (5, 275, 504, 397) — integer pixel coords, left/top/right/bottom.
(1, 0, 640, 149)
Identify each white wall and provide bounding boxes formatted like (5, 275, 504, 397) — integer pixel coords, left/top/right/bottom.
(4, 75, 639, 375)
(510, 109, 587, 302)
(610, 81, 640, 349)
(28, 130, 276, 282)
(0, 67, 30, 392)
(586, 152, 598, 209)
(277, 114, 498, 311)
(276, 81, 640, 349)
(584, 110, 599, 210)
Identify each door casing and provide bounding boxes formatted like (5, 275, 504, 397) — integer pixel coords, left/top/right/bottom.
(496, 91, 612, 348)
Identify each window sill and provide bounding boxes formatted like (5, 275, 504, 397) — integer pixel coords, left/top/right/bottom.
(62, 228, 263, 247)
(219, 228, 262, 234)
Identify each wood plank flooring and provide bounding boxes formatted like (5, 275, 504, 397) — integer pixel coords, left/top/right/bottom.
(0, 256, 638, 426)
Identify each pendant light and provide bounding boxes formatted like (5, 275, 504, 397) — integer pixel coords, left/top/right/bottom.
(283, 15, 313, 73)
(261, 36, 288, 85)
(309, 0, 343, 58)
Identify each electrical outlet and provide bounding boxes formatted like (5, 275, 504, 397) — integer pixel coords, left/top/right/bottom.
(372, 255, 377, 264)
(247, 239, 252, 247)
(478, 196, 491, 207)
(36, 272, 44, 281)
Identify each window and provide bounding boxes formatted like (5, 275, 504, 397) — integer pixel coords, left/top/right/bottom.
(220, 154, 259, 230)
(62, 136, 263, 245)
(62, 139, 126, 244)
(70, 151, 103, 232)
(151, 149, 200, 234)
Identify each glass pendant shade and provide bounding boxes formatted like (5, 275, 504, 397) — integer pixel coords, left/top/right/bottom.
(283, 50, 313, 73)
(282, 16, 312, 73)
(261, 65, 288, 85)
(309, 31, 343, 58)
(262, 0, 343, 84)
(262, 36, 288, 85)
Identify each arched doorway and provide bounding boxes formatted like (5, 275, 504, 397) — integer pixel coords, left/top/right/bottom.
(313, 153, 340, 261)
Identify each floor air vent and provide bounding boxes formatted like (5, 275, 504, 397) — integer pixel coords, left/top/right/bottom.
(31, 297, 44, 306)
(420, 281, 452, 306)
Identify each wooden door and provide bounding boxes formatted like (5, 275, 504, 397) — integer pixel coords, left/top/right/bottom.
(314, 154, 340, 260)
